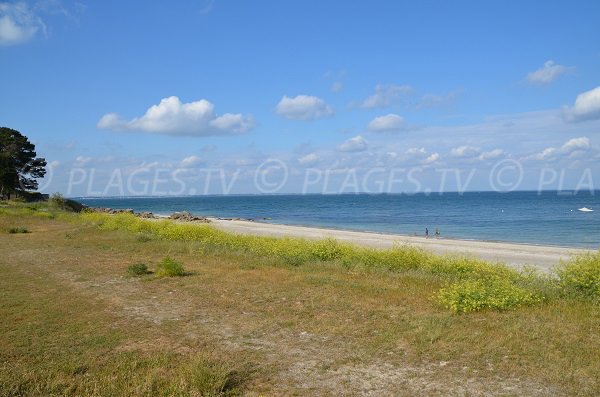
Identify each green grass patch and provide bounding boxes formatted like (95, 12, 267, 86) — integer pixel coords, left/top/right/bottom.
(155, 256, 185, 277)
(127, 263, 150, 276)
(8, 226, 29, 234)
(0, 262, 247, 396)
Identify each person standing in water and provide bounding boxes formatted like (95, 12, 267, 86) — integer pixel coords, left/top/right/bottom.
(425, 227, 429, 238)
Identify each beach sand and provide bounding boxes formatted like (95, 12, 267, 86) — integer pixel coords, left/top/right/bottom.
(210, 219, 592, 272)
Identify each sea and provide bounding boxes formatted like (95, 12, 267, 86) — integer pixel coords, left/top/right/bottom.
(76, 191, 600, 249)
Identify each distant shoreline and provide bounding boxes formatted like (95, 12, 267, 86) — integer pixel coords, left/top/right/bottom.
(122, 208, 590, 272)
(201, 217, 589, 272)
(148, 211, 592, 251)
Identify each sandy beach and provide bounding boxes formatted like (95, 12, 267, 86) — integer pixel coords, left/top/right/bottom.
(210, 218, 593, 272)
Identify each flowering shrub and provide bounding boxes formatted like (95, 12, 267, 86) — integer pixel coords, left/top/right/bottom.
(557, 252, 600, 299)
(437, 279, 544, 313)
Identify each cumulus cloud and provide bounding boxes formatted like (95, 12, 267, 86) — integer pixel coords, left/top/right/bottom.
(298, 153, 319, 165)
(275, 94, 333, 120)
(532, 147, 557, 161)
(367, 113, 407, 133)
(450, 145, 479, 158)
(406, 147, 426, 155)
(478, 149, 504, 161)
(97, 96, 255, 137)
(530, 136, 590, 161)
(422, 152, 439, 165)
(361, 84, 413, 108)
(561, 136, 590, 152)
(564, 86, 600, 122)
(0, 1, 45, 45)
(338, 135, 368, 152)
(526, 60, 574, 85)
(180, 155, 204, 167)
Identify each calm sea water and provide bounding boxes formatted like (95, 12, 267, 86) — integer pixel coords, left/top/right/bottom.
(76, 191, 600, 249)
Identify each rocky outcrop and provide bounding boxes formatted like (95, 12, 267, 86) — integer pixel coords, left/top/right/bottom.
(90, 207, 134, 214)
(88, 207, 210, 222)
(169, 211, 210, 223)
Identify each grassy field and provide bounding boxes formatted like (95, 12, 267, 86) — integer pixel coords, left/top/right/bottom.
(1, 202, 600, 396)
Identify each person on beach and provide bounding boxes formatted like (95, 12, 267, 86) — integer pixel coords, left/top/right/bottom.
(435, 228, 440, 238)
(425, 227, 429, 238)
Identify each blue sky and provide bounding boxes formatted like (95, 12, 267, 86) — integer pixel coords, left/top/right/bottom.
(1, 0, 600, 196)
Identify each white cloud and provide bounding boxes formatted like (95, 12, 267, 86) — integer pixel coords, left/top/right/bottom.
(564, 86, 600, 122)
(298, 153, 319, 165)
(361, 84, 413, 108)
(180, 155, 203, 167)
(209, 113, 255, 133)
(74, 155, 92, 166)
(338, 135, 368, 152)
(97, 96, 254, 137)
(275, 95, 333, 120)
(532, 147, 557, 161)
(561, 136, 590, 153)
(529, 136, 590, 161)
(450, 145, 479, 158)
(422, 152, 439, 165)
(406, 147, 426, 155)
(478, 149, 504, 161)
(526, 60, 574, 85)
(367, 113, 407, 133)
(0, 2, 45, 45)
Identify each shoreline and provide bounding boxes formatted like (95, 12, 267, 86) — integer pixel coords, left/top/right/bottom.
(206, 217, 592, 272)
(93, 208, 593, 272)
(153, 213, 592, 250)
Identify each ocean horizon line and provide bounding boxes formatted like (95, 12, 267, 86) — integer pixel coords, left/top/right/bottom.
(69, 189, 599, 200)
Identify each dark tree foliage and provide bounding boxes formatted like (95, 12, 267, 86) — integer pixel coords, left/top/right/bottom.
(0, 127, 47, 199)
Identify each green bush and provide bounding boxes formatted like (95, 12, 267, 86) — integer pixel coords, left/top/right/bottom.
(8, 227, 29, 234)
(437, 278, 544, 313)
(127, 263, 149, 276)
(156, 257, 185, 277)
(557, 252, 600, 299)
(310, 238, 347, 261)
(49, 192, 67, 209)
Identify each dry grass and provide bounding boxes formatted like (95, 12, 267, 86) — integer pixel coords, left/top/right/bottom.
(1, 204, 599, 395)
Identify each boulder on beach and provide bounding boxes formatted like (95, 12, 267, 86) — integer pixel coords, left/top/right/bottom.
(169, 211, 210, 223)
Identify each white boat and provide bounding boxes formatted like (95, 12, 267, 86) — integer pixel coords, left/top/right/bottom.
(577, 207, 594, 212)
